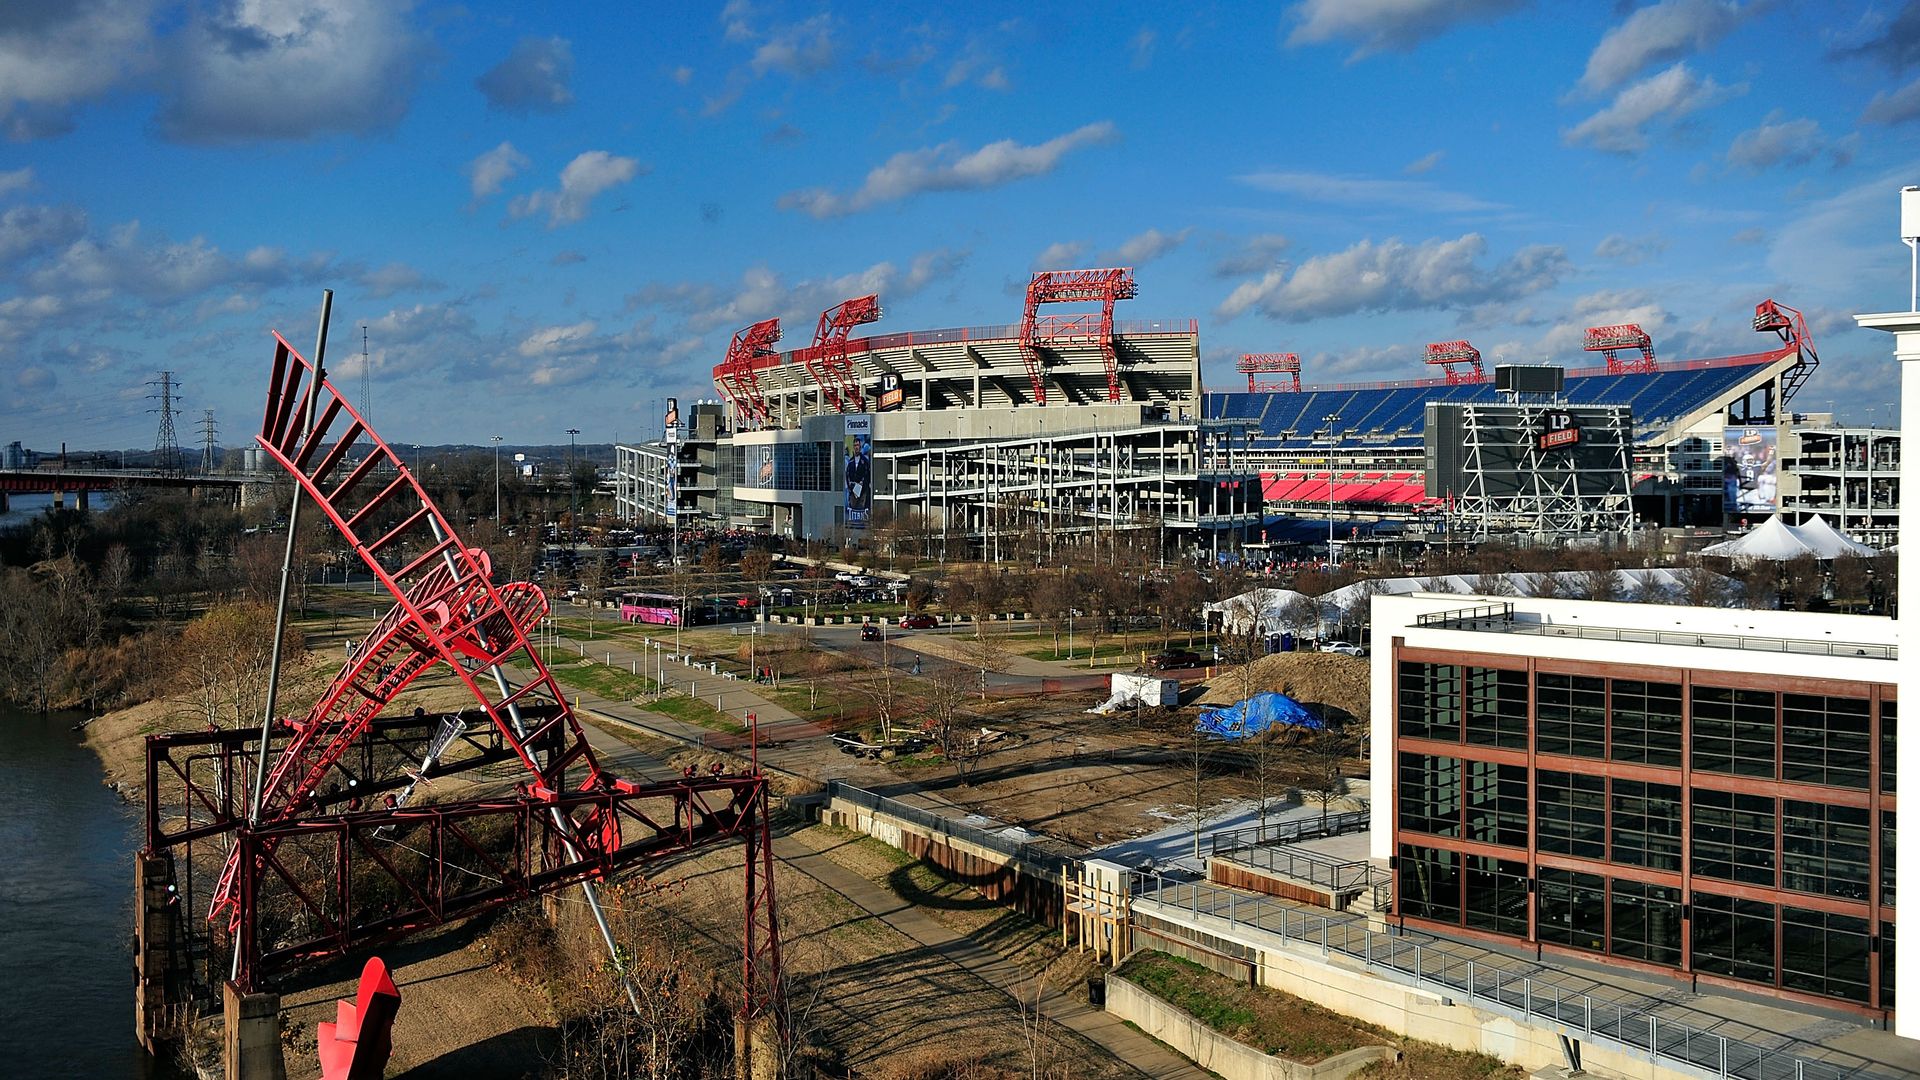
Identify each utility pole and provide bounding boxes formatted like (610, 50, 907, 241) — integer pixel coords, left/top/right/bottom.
(491, 434, 503, 524)
(148, 371, 182, 476)
(197, 409, 217, 475)
(360, 323, 372, 429)
(566, 427, 581, 554)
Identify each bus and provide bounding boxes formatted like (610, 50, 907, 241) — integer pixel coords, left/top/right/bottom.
(618, 592, 682, 626)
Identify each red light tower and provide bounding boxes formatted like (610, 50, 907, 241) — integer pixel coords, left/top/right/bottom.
(1424, 340, 1485, 384)
(1018, 267, 1138, 405)
(1236, 352, 1301, 392)
(715, 317, 783, 429)
(804, 294, 883, 412)
(1753, 298, 1819, 406)
(1584, 323, 1656, 375)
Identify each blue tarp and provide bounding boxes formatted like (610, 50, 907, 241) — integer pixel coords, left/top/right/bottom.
(1194, 692, 1325, 740)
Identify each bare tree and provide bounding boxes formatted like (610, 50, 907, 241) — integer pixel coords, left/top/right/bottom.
(1831, 553, 1871, 613)
(1678, 561, 1734, 608)
(1301, 722, 1353, 828)
(1782, 553, 1824, 611)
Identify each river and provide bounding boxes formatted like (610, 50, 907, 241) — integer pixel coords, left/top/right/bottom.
(0, 704, 154, 1078)
(0, 490, 117, 529)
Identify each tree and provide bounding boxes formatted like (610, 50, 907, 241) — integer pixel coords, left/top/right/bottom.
(1677, 561, 1734, 608)
(1831, 554, 1871, 613)
(1161, 568, 1209, 648)
(1302, 723, 1353, 827)
(921, 662, 975, 779)
(1733, 560, 1779, 610)
(1781, 553, 1823, 611)
(739, 547, 774, 585)
(172, 602, 307, 730)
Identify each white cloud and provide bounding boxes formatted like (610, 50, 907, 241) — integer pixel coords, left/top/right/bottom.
(467, 142, 530, 202)
(476, 36, 574, 113)
(1579, 0, 1751, 94)
(0, 204, 87, 269)
(1032, 241, 1086, 271)
(510, 151, 646, 227)
(157, 0, 422, 143)
(1592, 233, 1667, 264)
(1563, 63, 1736, 154)
(518, 320, 599, 357)
(1101, 227, 1191, 266)
(1403, 150, 1444, 175)
(1285, 0, 1528, 58)
(1862, 76, 1920, 125)
(751, 13, 835, 76)
(632, 249, 966, 334)
(1216, 233, 1567, 322)
(779, 122, 1120, 217)
(1725, 112, 1847, 171)
(0, 168, 33, 196)
(0, 0, 155, 138)
(1213, 233, 1292, 278)
(1532, 289, 1672, 357)
(1236, 170, 1506, 214)
(1131, 28, 1157, 70)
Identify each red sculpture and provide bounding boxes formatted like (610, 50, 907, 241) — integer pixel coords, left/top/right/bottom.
(318, 956, 401, 1080)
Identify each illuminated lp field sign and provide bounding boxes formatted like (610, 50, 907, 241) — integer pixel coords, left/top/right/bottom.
(1537, 409, 1581, 450)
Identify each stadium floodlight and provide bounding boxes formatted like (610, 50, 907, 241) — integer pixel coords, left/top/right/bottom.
(1903, 186, 1920, 311)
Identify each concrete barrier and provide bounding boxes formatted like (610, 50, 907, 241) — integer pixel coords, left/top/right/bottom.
(1104, 974, 1394, 1080)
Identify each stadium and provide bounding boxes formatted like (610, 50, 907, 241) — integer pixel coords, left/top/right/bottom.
(614, 270, 1829, 551)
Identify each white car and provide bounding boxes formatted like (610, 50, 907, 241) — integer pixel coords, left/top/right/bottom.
(1321, 642, 1367, 657)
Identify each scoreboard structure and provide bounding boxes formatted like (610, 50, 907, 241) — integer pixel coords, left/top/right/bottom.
(1425, 400, 1635, 539)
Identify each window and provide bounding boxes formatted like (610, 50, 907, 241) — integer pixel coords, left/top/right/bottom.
(1692, 686, 1776, 778)
(1781, 694, 1872, 789)
(1882, 700, 1897, 795)
(1611, 780, 1683, 871)
(1464, 667, 1529, 749)
(1398, 845, 1460, 923)
(1691, 789, 1776, 887)
(734, 442, 834, 491)
(1398, 663, 1461, 742)
(1398, 753, 1461, 838)
(1608, 680, 1683, 767)
(1465, 760, 1529, 848)
(1609, 879, 1683, 966)
(1537, 868, 1606, 952)
(1537, 673, 1606, 758)
(1781, 907, 1871, 1003)
(1464, 855, 1530, 936)
(1693, 892, 1776, 985)
(1883, 811, 1896, 909)
(1537, 770, 1606, 860)
(1781, 801, 1871, 900)
(1883, 921, 1896, 1011)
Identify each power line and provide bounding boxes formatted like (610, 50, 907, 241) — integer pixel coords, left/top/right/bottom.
(148, 371, 182, 476)
(198, 409, 218, 475)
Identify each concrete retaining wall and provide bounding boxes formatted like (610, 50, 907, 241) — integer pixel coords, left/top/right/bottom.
(1135, 901, 1682, 1080)
(1104, 975, 1394, 1080)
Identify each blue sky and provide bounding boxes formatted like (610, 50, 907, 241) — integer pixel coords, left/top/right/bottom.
(3, 0, 1918, 451)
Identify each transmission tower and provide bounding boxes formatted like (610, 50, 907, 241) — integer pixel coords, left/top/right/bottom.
(198, 409, 218, 474)
(148, 371, 183, 475)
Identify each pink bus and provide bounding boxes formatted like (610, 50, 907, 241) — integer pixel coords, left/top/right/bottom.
(618, 592, 682, 626)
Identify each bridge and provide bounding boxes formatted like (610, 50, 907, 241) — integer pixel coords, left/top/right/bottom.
(0, 468, 252, 512)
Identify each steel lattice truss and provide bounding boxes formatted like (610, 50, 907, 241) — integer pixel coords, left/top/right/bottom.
(1753, 298, 1818, 406)
(803, 294, 883, 413)
(1583, 323, 1656, 375)
(716, 318, 784, 429)
(1237, 352, 1300, 393)
(159, 331, 783, 1021)
(1018, 268, 1138, 405)
(1424, 340, 1484, 385)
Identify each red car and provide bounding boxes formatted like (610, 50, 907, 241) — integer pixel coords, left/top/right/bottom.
(898, 613, 937, 629)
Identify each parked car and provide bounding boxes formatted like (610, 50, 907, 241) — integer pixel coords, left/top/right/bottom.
(1321, 641, 1367, 657)
(1146, 649, 1206, 671)
(898, 613, 937, 629)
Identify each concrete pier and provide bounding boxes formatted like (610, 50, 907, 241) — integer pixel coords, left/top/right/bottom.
(223, 982, 286, 1080)
(134, 852, 177, 1052)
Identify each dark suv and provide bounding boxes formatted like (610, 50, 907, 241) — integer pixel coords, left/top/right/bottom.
(1146, 649, 1206, 671)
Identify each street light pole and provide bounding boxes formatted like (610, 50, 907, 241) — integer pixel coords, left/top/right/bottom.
(1322, 413, 1342, 570)
(566, 428, 581, 553)
(491, 434, 503, 524)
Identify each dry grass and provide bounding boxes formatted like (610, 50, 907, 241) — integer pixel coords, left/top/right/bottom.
(1195, 651, 1370, 721)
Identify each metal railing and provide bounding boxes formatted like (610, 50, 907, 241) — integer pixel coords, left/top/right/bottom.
(1212, 843, 1388, 895)
(1205, 810, 1368, 858)
(1507, 622, 1898, 660)
(826, 781, 1073, 879)
(1131, 878, 1895, 1080)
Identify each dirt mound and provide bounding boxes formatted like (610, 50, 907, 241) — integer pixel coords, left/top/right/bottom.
(1194, 652, 1370, 722)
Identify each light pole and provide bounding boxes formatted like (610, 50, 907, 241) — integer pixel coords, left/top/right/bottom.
(491, 434, 503, 524)
(566, 428, 581, 552)
(1322, 413, 1342, 570)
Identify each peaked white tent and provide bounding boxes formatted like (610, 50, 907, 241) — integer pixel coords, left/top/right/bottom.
(1790, 515, 1879, 558)
(1204, 588, 1311, 635)
(1699, 513, 1879, 561)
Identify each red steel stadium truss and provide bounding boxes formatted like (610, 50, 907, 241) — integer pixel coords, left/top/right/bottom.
(155, 331, 780, 1024)
(1584, 323, 1657, 375)
(803, 294, 883, 413)
(1237, 352, 1301, 393)
(1753, 297, 1819, 406)
(716, 317, 784, 429)
(1424, 340, 1485, 385)
(1019, 267, 1138, 405)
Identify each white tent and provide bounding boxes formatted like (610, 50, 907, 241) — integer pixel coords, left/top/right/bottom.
(1316, 567, 1712, 611)
(1789, 515, 1878, 558)
(1204, 588, 1310, 636)
(1698, 515, 1817, 560)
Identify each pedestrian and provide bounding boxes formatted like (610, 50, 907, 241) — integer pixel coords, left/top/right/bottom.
(912, 655, 922, 675)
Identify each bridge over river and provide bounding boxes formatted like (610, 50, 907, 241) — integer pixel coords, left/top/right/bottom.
(0, 468, 252, 512)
